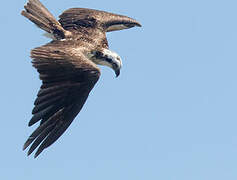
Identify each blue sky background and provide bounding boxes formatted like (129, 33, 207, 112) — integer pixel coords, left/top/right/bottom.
(1, 0, 237, 179)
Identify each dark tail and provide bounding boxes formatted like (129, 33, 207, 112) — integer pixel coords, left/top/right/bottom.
(21, 0, 69, 39)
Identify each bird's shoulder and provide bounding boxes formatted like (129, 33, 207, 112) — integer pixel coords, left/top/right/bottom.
(31, 39, 101, 79)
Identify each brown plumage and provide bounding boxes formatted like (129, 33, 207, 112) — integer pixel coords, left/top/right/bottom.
(22, 0, 141, 158)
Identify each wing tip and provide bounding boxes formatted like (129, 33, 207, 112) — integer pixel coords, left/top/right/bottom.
(23, 138, 44, 158)
(23, 143, 28, 151)
(34, 148, 43, 158)
(23, 136, 35, 150)
(28, 121, 34, 127)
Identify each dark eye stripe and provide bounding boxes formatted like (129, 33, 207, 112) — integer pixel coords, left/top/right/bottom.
(105, 57, 112, 63)
(95, 51, 103, 58)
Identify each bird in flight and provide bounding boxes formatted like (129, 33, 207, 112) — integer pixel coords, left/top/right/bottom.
(21, 0, 141, 158)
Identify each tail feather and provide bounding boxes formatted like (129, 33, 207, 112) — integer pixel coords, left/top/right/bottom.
(21, 0, 70, 39)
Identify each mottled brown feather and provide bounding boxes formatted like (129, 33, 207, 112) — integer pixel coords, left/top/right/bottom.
(22, 0, 71, 39)
(24, 42, 100, 157)
(22, 0, 141, 158)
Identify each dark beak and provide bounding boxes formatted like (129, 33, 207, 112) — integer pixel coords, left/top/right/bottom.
(115, 68, 120, 77)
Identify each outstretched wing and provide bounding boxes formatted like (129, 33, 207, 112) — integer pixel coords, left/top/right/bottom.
(23, 42, 100, 158)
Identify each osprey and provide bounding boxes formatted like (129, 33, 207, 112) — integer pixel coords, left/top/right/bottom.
(22, 0, 141, 158)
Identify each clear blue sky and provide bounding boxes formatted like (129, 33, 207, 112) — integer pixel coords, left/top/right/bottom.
(1, 0, 237, 179)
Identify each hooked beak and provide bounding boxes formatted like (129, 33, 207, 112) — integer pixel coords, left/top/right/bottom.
(112, 59, 121, 77)
(115, 68, 120, 77)
(112, 62, 121, 77)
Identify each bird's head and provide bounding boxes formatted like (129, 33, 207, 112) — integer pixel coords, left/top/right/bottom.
(89, 49, 122, 77)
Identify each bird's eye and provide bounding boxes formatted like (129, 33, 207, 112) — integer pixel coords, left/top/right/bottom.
(105, 57, 112, 63)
